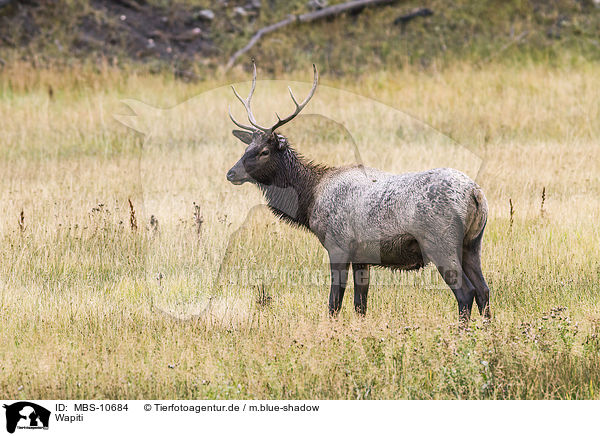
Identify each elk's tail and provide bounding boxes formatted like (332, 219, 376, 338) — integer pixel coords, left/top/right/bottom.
(464, 186, 488, 248)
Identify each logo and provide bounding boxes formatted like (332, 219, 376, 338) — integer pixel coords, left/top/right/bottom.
(3, 402, 50, 434)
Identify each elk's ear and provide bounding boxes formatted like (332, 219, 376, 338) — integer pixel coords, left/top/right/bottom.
(232, 130, 253, 144)
(275, 133, 288, 150)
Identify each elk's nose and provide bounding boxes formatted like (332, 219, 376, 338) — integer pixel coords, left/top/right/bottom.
(226, 169, 236, 181)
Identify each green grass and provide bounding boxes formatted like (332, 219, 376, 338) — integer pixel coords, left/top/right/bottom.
(1, 0, 598, 75)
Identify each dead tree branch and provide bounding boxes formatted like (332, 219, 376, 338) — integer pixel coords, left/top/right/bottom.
(226, 0, 404, 69)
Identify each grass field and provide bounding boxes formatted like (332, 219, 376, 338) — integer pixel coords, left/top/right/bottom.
(0, 61, 599, 399)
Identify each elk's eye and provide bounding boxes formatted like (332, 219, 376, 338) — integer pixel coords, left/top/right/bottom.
(259, 149, 270, 157)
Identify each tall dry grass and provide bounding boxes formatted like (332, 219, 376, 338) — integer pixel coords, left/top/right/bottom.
(0, 62, 599, 399)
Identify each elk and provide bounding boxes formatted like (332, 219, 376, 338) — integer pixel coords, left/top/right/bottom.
(226, 63, 491, 322)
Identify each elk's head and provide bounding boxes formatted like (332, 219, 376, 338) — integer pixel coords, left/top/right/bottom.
(226, 62, 318, 186)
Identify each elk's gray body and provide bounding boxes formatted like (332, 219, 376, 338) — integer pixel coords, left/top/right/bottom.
(226, 63, 491, 321)
(312, 166, 486, 266)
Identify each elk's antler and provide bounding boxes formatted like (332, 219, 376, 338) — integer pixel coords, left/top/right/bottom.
(228, 61, 271, 133)
(229, 62, 319, 134)
(268, 64, 318, 133)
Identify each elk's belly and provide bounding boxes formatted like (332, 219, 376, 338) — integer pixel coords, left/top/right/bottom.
(349, 236, 425, 270)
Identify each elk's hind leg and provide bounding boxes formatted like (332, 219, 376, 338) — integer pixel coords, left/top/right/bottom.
(462, 243, 491, 319)
(352, 263, 370, 316)
(420, 239, 476, 322)
(439, 265, 477, 323)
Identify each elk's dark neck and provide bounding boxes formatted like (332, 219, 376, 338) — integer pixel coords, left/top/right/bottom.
(258, 148, 329, 229)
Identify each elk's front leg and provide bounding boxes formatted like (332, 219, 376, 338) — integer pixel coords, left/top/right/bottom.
(352, 263, 370, 315)
(328, 261, 350, 316)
